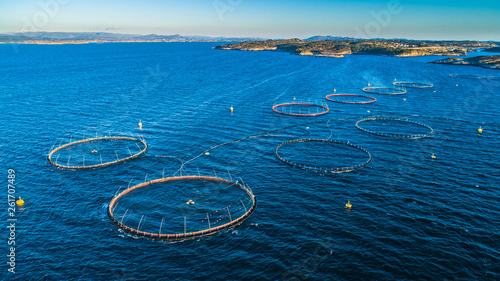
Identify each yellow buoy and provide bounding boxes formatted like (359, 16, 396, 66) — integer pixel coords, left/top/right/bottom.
(431, 153, 436, 159)
(16, 197, 24, 206)
(230, 106, 233, 113)
(456, 84, 458, 87)
(334, 88, 336, 92)
(367, 110, 370, 113)
(293, 97, 296, 101)
(138, 121, 142, 130)
(403, 98, 406, 101)
(394, 78, 397, 81)
(346, 201, 352, 209)
(368, 83, 370, 86)
(205, 152, 210, 156)
(433, 91, 436, 93)
(306, 127, 309, 129)
(478, 126, 483, 134)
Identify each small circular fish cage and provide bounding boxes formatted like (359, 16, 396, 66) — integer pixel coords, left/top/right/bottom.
(355, 117, 434, 139)
(392, 82, 433, 88)
(325, 94, 376, 104)
(449, 74, 487, 79)
(275, 138, 372, 173)
(362, 87, 406, 95)
(108, 175, 257, 242)
(272, 102, 329, 117)
(47, 136, 148, 169)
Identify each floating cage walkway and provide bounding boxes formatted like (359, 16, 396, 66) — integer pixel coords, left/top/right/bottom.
(107, 175, 257, 242)
(393, 82, 433, 88)
(355, 117, 434, 139)
(362, 87, 407, 95)
(449, 74, 499, 80)
(275, 138, 372, 173)
(272, 102, 329, 117)
(47, 136, 148, 169)
(325, 94, 376, 104)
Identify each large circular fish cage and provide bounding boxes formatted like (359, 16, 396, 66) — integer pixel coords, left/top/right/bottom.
(355, 117, 434, 139)
(108, 176, 257, 241)
(47, 136, 148, 169)
(275, 138, 372, 173)
(272, 102, 329, 117)
(362, 87, 407, 95)
(392, 82, 433, 88)
(325, 94, 376, 104)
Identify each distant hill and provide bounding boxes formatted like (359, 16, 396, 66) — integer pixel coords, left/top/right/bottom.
(304, 35, 355, 41)
(0, 32, 262, 44)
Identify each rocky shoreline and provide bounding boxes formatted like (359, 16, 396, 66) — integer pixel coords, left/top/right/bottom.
(430, 56, 500, 69)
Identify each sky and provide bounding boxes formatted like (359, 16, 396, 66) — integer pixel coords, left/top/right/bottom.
(0, 0, 499, 41)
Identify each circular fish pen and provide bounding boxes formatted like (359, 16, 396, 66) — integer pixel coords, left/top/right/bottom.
(356, 117, 434, 139)
(325, 94, 376, 104)
(362, 87, 407, 95)
(48, 136, 148, 169)
(392, 82, 433, 88)
(449, 74, 487, 79)
(275, 138, 372, 173)
(272, 102, 329, 117)
(108, 175, 257, 241)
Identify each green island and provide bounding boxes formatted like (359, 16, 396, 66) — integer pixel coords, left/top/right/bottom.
(213, 39, 497, 58)
(431, 55, 500, 69)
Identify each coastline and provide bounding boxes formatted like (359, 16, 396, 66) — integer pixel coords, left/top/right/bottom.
(211, 39, 493, 58)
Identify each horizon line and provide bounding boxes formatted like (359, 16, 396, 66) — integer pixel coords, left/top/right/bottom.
(2, 31, 500, 43)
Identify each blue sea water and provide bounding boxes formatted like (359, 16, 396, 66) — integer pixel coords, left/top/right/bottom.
(1, 42, 499, 280)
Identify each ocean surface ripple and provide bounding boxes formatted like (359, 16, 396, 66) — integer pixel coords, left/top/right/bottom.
(1, 43, 499, 280)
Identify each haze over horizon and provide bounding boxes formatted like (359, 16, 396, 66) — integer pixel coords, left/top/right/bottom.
(1, 0, 499, 41)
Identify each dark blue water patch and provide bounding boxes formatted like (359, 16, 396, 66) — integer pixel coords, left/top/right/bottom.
(1, 43, 499, 280)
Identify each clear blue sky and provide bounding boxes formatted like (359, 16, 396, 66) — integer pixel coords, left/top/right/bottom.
(1, 0, 499, 40)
